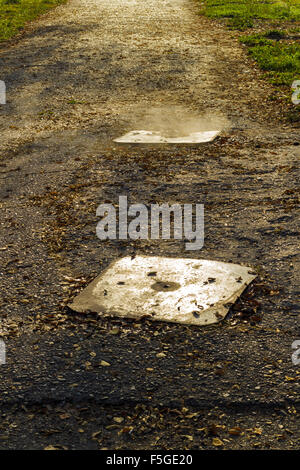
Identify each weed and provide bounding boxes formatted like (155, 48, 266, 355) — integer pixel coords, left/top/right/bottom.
(0, 0, 66, 42)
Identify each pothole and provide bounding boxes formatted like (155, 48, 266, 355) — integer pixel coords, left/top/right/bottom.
(150, 281, 181, 292)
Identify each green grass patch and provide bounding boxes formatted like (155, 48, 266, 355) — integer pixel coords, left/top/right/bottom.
(199, 1, 300, 86)
(227, 16, 254, 30)
(240, 33, 300, 85)
(200, 0, 300, 25)
(199, 1, 300, 121)
(0, 0, 66, 42)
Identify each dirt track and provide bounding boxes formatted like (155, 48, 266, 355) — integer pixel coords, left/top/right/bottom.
(0, 0, 299, 450)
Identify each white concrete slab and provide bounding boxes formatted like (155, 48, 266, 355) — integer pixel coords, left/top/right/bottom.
(69, 256, 256, 326)
(114, 130, 220, 144)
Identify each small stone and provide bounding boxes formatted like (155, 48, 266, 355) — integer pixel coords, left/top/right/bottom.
(212, 438, 224, 447)
(110, 327, 120, 335)
(113, 417, 124, 423)
(156, 352, 166, 358)
(100, 360, 111, 367)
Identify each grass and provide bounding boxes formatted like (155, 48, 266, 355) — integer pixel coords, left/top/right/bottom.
(199, 1, 300, 85)
(201, 0, 300, 28)
(199, 0, 300, 120)
(240, 31, 300, 85)
(0, 0, 66, 42)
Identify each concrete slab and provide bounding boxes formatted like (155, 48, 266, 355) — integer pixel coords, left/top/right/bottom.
(114, 130, 220, 144)
(69, 256, 256, 326)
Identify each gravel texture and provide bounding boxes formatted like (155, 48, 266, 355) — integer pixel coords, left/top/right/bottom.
(0, 0, 299, 450)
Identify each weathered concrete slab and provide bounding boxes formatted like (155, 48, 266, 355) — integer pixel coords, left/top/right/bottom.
(69, 256, 256, 325)
(114, 130, 220, 144)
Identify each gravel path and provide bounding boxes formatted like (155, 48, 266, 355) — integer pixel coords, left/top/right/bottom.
(0, 0, 299, 450)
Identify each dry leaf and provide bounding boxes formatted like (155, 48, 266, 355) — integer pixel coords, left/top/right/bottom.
(212, 438, 224, 447)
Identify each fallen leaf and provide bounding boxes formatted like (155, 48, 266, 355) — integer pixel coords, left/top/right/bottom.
(113, 417, 124, 424)
(100, 360, 111, 367)
(228, 427, 242, 436)
(212, 438, 224, 447)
